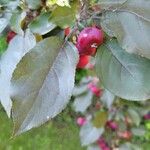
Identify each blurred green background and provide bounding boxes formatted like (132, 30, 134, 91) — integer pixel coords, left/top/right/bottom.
(0, 106, 85, 150)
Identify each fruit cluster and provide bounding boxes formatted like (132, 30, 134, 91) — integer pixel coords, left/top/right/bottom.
(76, 27, 104, 68)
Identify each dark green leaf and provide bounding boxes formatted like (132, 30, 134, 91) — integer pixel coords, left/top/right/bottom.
(0, 30, 36, 117)
(93, 111, 108, 128)
(80, 122, 104, 146)
(99, 0, 150, 59)
(0, 18, 8, 33)
(95, 39, 150, 100)
(10, 11, 26, 35)
(0, 36, 7, 55)
(128, 108, 141, 126)
(50, 1, 78, 28)
(29, 12, 56, 35)
(26, 0, 41, 9)
(73, 91, 93, 113)
(11, 36, 79, 135)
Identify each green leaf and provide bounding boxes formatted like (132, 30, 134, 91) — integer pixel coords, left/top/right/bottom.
(87, 145, 100, 150)
(26, 0, 41, 9)
(128, 108, 141, 126)
(50, 1, 78, 28)
(47, 0, 70, 7)
(6, 0, 19, 10)
(11, 36, 79, 135)
(29, 12, 56, 35)
(80, 122, 104, 146)
(0, 30, 36, 117)
(92, 111, 108, 128)
(10, 11, 26, 35)
(119, 142, 142, 150)
(73, 91, 93, 113)
(0, 0, 10, 5)
(0, 36, 7, 55)
(73, 84, 88, 96)
(99, 0, 150, 59)
(73, 77, 92, 96)
(95, 39, 150, 100)
(131, 127, 146, 136)
(101, 89, 115, 109)
(0, 18, 8, 33)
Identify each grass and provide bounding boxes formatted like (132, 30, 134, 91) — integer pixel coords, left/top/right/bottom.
(0, 109, 85, 150)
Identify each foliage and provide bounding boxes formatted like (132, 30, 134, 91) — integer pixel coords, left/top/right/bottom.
(0, 0, 150, 149)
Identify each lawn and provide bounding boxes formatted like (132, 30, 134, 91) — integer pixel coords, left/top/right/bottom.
(0, 108, 85, 150)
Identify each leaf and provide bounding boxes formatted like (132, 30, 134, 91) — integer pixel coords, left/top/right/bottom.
(73, 91, 93, 113)
(131, 127, 146, 136)
(95, 39, 150, 100)
(128, 108, 141, 126)
(99, 0, 150, 59)
(47, 0, 70, 7)
(0, 36, 8, 55)
(0, 0, 20, 30)
(26, 0, 41, 9)
(119, 142, 142, 150)
(0, 18, 8, 33)
(10, 11, 26, 35)
(73, 77, 92, 96)
(93, 111, 108, 128)
(29, 12, 56, 35)
(80, 122, 104, 146)
(87, 145, 100, 150)
(11, 37, 79, 135)
(50, 1, 78, 28)
(101, 89, 115, 109)
(98, 0, 127, 9)
(0, 30, 36, 117)
(6, 0, 20, 11)
(73, 84, 88, 96)
(0, 0, 10, 5)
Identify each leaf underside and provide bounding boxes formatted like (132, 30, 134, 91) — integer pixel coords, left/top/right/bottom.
(11, 36, 79, 135)
(96, 39, 150, 100)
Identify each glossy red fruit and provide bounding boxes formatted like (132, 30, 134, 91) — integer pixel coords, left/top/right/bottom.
(77, 55, 90, 69)
(7, 31, 16, 43)
(64, 27, 71, 36)
(76, 27, 104, 55)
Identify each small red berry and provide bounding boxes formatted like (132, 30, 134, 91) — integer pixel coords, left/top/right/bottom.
(97, 138, 110, 150)
(106, 120, 118, 131)
(7, 31, 16, 43)
(76, 117, 87, 126)
(90, 86, 101, 97)
(77, 55, 90, 69)
(64, 27, 71, 36)
(76, 27, 104, 55)
(143, 113, 150, 120)
(88, 82, 102, 97)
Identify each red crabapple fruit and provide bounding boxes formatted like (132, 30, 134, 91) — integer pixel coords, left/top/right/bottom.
(7, 31, 16, 43)
(77, 55, 90, 69)
(76, 27, 104, 55)
(64, 27, 71, 36)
